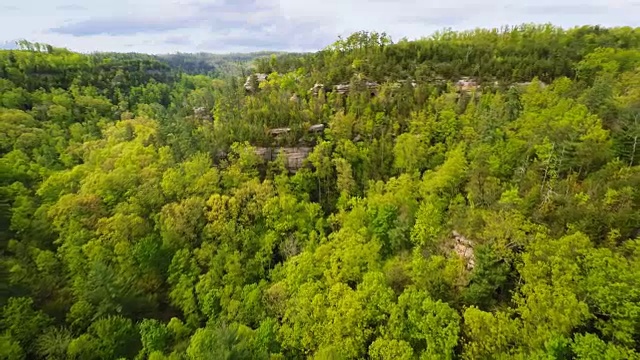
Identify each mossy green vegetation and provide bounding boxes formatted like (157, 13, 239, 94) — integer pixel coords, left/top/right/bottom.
(1, 25, 640, 359)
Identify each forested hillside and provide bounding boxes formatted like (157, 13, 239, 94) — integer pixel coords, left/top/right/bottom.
(156, 52, 294, 77)
(1, 24, 640, 359)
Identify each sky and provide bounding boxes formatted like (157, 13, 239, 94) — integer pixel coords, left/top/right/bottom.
(0, 0, 639, 54)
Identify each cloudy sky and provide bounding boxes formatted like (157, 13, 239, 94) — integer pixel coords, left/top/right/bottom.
(1, 0, 638, 54)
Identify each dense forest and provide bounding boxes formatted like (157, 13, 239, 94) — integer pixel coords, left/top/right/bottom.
(1, 24, 640, 359)
(156, 52, 294, 78)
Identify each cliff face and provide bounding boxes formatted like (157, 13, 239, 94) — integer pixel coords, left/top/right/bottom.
(254, 147, 314, 172)
(448, 230, 476, 270)
(244, 73, 268, 91)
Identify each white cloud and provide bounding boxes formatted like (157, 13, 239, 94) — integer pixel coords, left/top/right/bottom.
(0, 0, 638, 53)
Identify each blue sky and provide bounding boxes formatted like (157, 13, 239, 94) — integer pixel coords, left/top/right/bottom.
(1, 0, 639, 54)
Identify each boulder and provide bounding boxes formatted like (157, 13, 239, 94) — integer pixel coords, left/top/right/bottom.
(244, 73, 268, 91)
(451, 230, 476, 270)
(309, 83, 325, 95)
(268, 127, 291, 137)
(308, 124, 325, 134)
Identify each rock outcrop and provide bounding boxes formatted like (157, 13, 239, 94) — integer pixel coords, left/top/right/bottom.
(192, 107, 211, 120)
(244, 73, 268, 92)
(268, 127, 292, 137)
(450, 230, 476, 270)
(309, 83, 325, 95)
(333, 81, 379, 95)
(308, 124, 325, 134)
(456, 77, 478, 92)
(334, 84, 350, 95)
(254, 147, 313, 173)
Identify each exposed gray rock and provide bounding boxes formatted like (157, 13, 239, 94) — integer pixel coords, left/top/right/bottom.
(456, 77, 478, 92)
(308, 124, 325, 134)
(244, 73, 268, 91)
(193, 107, 210, 120)
(254, 146, 313, 173)
(451, 230, 476, 270)
(268, 127, 292, 137)
(334, 84, 350, 94)
(309, 83, 325, 95)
